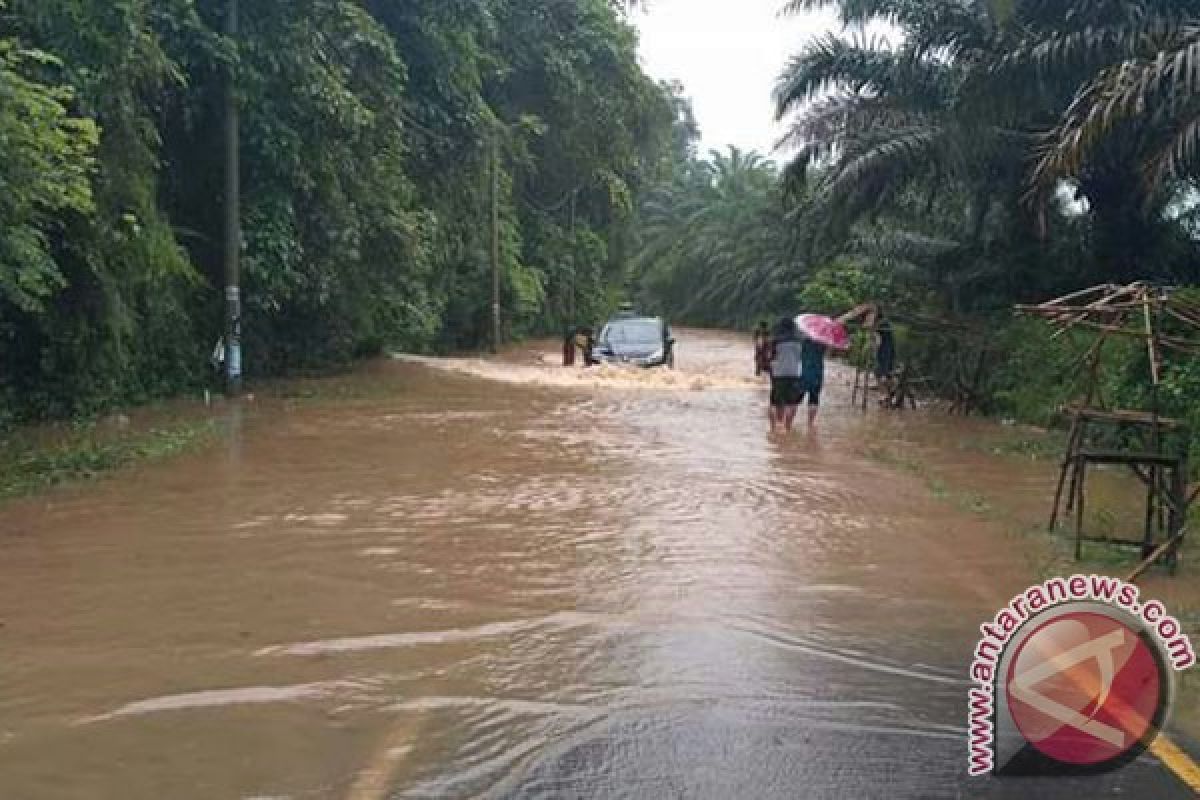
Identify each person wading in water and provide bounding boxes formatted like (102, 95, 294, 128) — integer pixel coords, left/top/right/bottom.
(799, 331, 827, 428)
(768, 317, 804, 433)
(753, 320, 772, 377)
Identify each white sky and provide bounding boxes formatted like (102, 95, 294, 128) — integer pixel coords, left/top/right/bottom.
(633, 0, 840, 160)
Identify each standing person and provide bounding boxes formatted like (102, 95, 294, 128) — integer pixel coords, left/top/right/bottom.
(768, 317, 804, 433)
(579, 326, 597, 366)
(799, 332, 828, 428)
(753, 320, 772, 377)
(562, 327, 577, 367)
(874, 306, 896, 396)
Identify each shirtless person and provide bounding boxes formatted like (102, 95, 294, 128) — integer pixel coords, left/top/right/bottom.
(753, 321, 772, 377)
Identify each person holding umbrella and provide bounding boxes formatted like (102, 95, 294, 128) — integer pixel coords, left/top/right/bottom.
(795, 313, 851, 428)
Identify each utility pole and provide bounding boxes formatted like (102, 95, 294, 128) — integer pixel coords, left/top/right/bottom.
(568, 191, 576, 324)
(490, 131, 501, 354)
(223, 0, 243, 395)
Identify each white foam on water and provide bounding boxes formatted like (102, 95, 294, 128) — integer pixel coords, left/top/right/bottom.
(391, 352, 761, 392)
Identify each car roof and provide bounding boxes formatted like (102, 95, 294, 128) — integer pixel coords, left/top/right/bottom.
(606, 315, 662, 325)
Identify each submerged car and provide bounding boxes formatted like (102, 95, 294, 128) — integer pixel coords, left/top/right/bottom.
(591, 315, 675, 368)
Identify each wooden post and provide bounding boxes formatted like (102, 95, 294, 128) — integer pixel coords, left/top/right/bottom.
(1064, 416, 1089, 516)
(1058, 338, 1106, 522)
(1148, 292, 1166, 552)
(1167, 459, 1186, 572)
(864, 327, 876, 411)
(851, 334, 872, 411)
(1126, 525, 1188, 583)
(1049, 413, 1082, 530)
(1143, 289, 1161, 385)
(1143, 465, 1159, 559)
(1074, 457, 1087, 560)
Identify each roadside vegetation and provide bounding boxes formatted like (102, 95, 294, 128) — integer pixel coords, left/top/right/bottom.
(0, 416, 218, 499)
(0, 0, 684, 429)
(632, 0, 1200, 456)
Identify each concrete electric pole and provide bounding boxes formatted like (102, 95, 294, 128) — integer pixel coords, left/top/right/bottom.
(223, 0, 243, 395)
(490, 131, 501, 355)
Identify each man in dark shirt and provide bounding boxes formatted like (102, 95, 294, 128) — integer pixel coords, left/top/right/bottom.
(874, 307, 897, 402)
(799, 335, 827, 428)
(875, 308, 896, 379)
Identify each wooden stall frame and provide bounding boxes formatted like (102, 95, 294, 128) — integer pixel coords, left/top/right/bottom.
(1017, 283, 1200, 572)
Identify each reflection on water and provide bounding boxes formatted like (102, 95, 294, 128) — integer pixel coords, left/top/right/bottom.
(0, 330, 1193, 799)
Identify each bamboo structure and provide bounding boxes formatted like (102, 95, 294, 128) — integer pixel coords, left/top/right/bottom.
(1017, 283, 1200, 571)
(849, 325, 880, 412)
(842, 304, 880, 411)
(846, 306, 988, 414)
(845, 304, 928, 412)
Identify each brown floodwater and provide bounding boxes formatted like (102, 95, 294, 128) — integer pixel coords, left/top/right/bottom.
(0, 329, 1195, 799)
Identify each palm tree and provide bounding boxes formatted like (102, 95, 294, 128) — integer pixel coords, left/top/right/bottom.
(995, 0, 1200, 280)
(1019, 2, 1200, 191)
(775, 0, 1200, 285)
(634, 147, 800, 325)
(773, 1, 1023, 246)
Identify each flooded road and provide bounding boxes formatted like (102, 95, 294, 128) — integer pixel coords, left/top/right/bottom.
(0, 329, 1194, 798)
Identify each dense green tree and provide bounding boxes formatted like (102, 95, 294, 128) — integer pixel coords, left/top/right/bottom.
(208, 0, 437, 370)
(0, 0, 677, 425)
(0, 19, 97, 314)
(485, 0, 674, 337)
(2, 0, 210, 421)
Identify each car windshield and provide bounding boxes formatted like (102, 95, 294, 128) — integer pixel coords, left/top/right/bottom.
(602, 319, 661, 345)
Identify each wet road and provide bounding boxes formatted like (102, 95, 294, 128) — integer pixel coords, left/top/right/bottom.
(0, 329, 1194, 798)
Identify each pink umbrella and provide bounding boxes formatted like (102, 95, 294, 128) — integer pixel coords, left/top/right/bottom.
(795, 314, 851, 350)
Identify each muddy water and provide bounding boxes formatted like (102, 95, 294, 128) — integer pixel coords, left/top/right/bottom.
(0, 330, 1192, 799)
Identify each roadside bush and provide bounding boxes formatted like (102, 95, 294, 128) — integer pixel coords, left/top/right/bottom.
(895, 305, 1200, 476)
(796, 258, 888, 317)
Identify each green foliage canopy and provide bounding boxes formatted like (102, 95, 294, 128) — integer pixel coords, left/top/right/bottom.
(0, 0, 677, 425)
